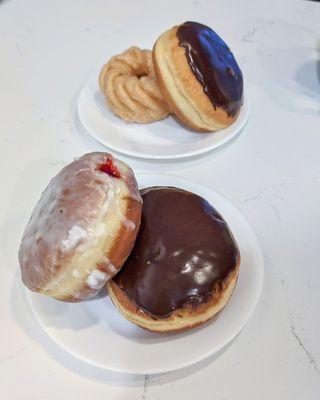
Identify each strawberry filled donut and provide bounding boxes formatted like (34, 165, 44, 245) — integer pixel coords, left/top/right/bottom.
(19, 152, 142, 302)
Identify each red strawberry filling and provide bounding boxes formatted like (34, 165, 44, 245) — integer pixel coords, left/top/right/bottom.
(99, 159, 121, 178)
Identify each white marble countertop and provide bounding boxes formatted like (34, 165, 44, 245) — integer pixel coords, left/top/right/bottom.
(1, 0, 320, 398)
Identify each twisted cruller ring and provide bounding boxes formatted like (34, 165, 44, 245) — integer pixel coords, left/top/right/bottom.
(99, 47, 170, 123)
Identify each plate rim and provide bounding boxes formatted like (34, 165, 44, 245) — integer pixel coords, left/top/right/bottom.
(77, 75, 250, 160)
(26, 173, 264, 375)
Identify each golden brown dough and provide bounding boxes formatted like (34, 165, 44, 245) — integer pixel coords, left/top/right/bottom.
(107, 269, 239, 333)
(99, 47, 169, 123)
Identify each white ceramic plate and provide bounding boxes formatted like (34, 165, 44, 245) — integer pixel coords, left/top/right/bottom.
(77, 74, 250, 160)
(26, 174, 263, 375)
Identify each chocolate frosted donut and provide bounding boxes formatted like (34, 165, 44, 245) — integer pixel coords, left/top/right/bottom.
(177, 22, 243, 118)
(153, 21, 243, 132)
(107, 187, 240, 332)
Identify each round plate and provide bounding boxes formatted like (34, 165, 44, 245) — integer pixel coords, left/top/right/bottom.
(77, 74, 250, 160)
(26, 174, 263, 375)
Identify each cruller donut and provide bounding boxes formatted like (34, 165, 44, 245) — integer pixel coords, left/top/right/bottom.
(99, 47, 169, 123)
(107, 187, 240, 333)
(19, 152, 142, 302)
(153, 21, 244, 132)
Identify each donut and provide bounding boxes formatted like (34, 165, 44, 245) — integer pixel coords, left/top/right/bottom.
(19, 152, 142, 302)
(99, 46, 170, 123)
(107, 187, 240, 333)
(153, 21, 244, 132)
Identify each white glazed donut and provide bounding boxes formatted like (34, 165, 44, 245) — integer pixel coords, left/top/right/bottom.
(19, 152, 142, 302)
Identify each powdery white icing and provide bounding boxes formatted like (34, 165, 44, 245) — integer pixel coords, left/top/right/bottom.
(19, 152, 142, 293)
(122, 218, 136, 231)
(108, 262, 117, 274)
(101, 258, 117, 275)
(72, 269, 81, 278)
(61, 225, 87, 251)
(86, 269, 108, 289)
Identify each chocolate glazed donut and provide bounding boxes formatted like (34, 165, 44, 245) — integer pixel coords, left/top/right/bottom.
(177, 21, 243, 118)
(153, 21, 244, 132)
(107, 187, 240, 333)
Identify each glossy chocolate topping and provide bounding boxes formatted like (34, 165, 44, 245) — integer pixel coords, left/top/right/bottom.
(177, 21, 243, 117)
(113, 187, 240, 318)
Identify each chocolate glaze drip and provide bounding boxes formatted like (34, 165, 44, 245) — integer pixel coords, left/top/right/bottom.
(113, 187, 240, 318)
(177, 21, 243, 117)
